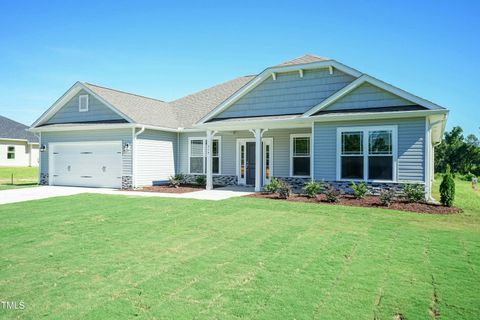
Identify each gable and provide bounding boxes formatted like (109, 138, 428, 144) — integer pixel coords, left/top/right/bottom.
(213, 68, 356, 119)
(321, 82, 416, 112)
(46, 89, 126, 124)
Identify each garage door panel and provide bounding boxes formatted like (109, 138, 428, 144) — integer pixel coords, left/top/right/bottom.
(51, 142, 122, 188)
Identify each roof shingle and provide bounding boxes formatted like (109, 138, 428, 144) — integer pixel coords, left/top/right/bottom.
(0, 115, 38, 142)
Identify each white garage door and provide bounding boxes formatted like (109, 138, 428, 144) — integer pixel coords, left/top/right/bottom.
(50, 141, 122, 188)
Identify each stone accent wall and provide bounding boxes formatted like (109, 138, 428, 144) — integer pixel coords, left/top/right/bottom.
(39, 173, 49, 185)
(275, 176, 311, 191)
(182, 174, 237, 186)
(122, 176, 133, 189)
(274, 177, 424, 196)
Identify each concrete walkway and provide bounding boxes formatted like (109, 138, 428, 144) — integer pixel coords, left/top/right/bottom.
(0, 185, 254, 205)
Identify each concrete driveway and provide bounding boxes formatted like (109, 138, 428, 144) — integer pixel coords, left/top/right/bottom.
(0, 185, 254, 205)
(0, 186, 114, 205)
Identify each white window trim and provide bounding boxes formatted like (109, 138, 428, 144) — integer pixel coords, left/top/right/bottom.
(79, 95, 89, 112)
(235, 138, 273, 186)
(187, 136, 221, 175)
(336, 125, 398, 183)
(290, 133, 312, 178)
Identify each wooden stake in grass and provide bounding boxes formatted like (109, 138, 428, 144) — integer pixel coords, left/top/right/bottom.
(11, 173, 13, 185)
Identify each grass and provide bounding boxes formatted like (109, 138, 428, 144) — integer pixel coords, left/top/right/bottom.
(0, 179, 478, 319)
(0, 166, 38, 190)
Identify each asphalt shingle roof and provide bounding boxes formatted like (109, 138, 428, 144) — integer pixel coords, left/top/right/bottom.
(275, 54, 330, 67)
(0, 115, 38, 142)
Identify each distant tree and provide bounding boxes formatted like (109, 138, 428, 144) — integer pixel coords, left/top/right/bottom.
(435, 126, 480, 175)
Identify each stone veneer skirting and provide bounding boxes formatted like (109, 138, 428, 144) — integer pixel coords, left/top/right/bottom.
(39, 173, 49, 185)
(182, 174, 238, 186)
(276, 176, 424, 196)
(122, 176, 133, 189)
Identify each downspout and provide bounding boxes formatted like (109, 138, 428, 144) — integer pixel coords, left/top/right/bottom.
(311, 121, 315, 181)
(35, 132, 41, 184)
(132, 126, 145, 188)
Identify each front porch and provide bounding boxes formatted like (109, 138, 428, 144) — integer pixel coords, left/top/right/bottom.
(184, 125, 313, 192)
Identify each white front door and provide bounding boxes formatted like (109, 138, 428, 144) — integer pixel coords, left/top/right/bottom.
(237, 138, 273, 185)
(50, 141, 122, 188)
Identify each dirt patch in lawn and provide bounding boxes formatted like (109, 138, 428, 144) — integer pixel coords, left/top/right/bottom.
(246, 193, 462, 214)
(133, 184, 208, 194)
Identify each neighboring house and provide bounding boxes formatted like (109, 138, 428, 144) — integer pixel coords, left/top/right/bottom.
(0, 115, 39, 167)
(29, 54, 448, 198)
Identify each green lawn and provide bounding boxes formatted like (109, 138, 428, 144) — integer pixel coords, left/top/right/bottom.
(0, 166, 38, 190)
(0, 180, 479, 319)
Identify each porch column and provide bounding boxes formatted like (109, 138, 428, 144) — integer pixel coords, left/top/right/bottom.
(206, 130, 216, 190)
(249, 128, 269, 192)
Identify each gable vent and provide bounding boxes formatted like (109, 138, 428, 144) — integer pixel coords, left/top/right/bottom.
(79, 95, 89, 112)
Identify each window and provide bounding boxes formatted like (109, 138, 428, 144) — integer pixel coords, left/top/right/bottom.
(291, 134, 311, 177)
(338, 126, 396, 181)
(79, 95, 89, 112)
(188, 138, 220, 174)
(7, 146, 15, 159)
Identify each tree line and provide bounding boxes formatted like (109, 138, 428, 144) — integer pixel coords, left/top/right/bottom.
(435, 126, 480, 177)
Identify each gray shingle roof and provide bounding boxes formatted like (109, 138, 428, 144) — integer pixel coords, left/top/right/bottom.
(170, 76, 255, 128)
(275, 54, 330, 67)
(83, 83, 180, 128)
(0, 115, 38, 143)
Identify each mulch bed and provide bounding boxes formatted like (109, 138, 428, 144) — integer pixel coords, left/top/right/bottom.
(132, 184, 209, 194)
(247, 193, 462, 214)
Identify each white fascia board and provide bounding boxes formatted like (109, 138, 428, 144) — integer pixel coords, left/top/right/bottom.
(28, 123, 137, 132)
(303, 74, 447, 117)
(0, 137, 29, 142)
(30, 82, 135, 128)
(196, 60, 363, 125)
(197, 109, 448, 131)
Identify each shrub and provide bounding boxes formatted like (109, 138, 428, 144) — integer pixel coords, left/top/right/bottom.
(277, 180, 292, 199)
(168, 174, 184, 188)
(403, 183, 424, 203)
(303, 181, 323, 198)
(264, 178, 281, 193)
(351, 181, 368, 199)
(379, 189, 396, 207)
(324, 184, 340, 203)
(461, 172, 477, 182)
(195, 175, 206, 186)
(440, 166, 455, 207)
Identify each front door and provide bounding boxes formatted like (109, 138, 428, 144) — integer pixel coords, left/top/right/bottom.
(246, 142, 256, 185)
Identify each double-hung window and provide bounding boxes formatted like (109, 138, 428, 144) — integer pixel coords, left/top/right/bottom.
(338, 126, 396, 181)
(188, 138, 220, 174)
(291, 134, 311, 177)
(7, 146, 15, 159)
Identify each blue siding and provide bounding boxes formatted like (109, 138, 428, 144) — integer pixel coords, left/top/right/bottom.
(215, 68, 355, 119)
(323, 82, 414, 111)
(313, 117, 426, 182)
(46, 90, 125, 124)
(178, 128, 311, 177)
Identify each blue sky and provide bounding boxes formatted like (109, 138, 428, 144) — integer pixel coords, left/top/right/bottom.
(1, 0, 478, 135)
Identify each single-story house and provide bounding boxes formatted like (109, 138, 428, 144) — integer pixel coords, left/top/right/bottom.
(1, 115, 39, 167)
(29, 54, 448, 198)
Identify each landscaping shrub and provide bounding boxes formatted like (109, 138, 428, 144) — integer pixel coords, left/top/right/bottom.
(440, 166, 455, 207)
(380, 189, 396, 207)
(195, 175, 206, 186)
(403, 183, 425, 203)
(303, 181, 323, 198)
(325, 184, 340, 203)
(277, 180, 292, 199)
(351, 181, 368, 199)
(461, 172, 477, 182)
(264, 178, 281, 193)
(169, 174, 184, 188)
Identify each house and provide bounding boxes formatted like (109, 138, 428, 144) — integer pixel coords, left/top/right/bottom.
(28, 54, 448, 198)
(0, 115, 39, 167)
